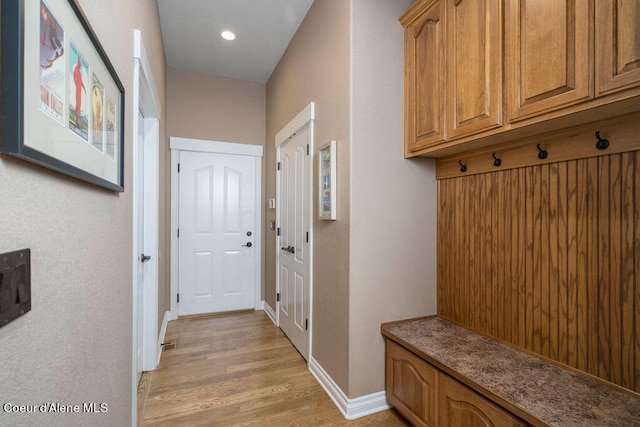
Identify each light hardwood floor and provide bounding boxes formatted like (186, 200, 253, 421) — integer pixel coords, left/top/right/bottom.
(138, 311, 409, 426)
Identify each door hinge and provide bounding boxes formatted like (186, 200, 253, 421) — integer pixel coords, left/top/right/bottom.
(306, 231, 309, 243)
(177, 293, 180, 303)
(177, 163, 180, 173)
(277, 161, 281, 171)
(305, 319, 308, 331)
(306, 144, 310, 155)
(276, 293, 280, 302)
(277, 227, 280, 236)
(177, 228, 180, 238)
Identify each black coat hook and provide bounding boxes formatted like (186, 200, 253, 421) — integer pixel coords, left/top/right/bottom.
(537, 144, 548, 160)
(458, 160, 467, 173)
(595, 131, 609, 150)
(492, 153, 502, 167)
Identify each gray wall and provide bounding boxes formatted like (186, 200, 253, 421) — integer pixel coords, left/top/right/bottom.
(166, 68, 266, 145)
(265, 0, 438, 399)
(349, 0, 437, 397)
(266, 0, 352, 392)
(166, 67, 267, 301)
(0, 1, 167, 425)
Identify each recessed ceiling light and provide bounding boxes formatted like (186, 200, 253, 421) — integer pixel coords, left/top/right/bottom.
(221, 31, 235, 41)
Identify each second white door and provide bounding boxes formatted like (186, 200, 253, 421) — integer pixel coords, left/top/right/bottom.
(278, 125, 311, 360)
(178, 151, 257, 316)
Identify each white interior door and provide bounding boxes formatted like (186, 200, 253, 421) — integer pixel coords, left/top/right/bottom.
(132, 28, 161, 424)
(178, 151, 257, 316)
(278, 126, 311, 360)
(135, 109, 145, 380)
(135, 109, 159, 376)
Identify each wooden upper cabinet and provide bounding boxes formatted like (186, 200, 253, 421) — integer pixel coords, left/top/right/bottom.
(595, 0, 640, 95)
(439, 374, 528, 427)
(447, 0, 502, 138)
(506, 0, 593, 122)
(403, 0, 446, 152)
(401, 0, 640, 157)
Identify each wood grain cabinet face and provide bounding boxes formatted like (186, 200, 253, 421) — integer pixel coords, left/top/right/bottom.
(439, 374, 528, 427)
(404, 0, 446, 152)
(446, 0, 502, 138)
(595, 0, 640, 95)
(401, 0, 640, 157)
(386, 340, 438, 427)
(506, 0, 593, 122)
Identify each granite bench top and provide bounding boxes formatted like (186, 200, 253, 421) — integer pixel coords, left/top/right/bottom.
(381, 316, 640, 427)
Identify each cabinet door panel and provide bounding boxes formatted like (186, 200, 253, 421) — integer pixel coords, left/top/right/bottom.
(506, 0, 592, 121)
(386, 340, 438, 427)
(596, 0, 640, 95)
(439, 374, 528, 427)
(405, 0, 446, 152)
(447, 0, 502, 138)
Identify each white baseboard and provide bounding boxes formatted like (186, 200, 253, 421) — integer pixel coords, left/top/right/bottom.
(156, 310, 170, 366)
(308, 356, 390, 420)
(263, 301, 277, 326)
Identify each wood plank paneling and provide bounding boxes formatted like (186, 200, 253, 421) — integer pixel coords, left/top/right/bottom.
(548, 163, 559, 362)
(610, 154, 623, 386)
(556, 162, 569, 365)
(586, 156, 600, 378)
(515, 168, 527, 349)
(598, 156, 611, 381)
(438, 150, 640, 393)
(452, 177, 461, 326)
(621, 152, 638, 390)
(574, 158, 590, 374)
(567, 160, 578, 367)
(482, 174, 492, 335)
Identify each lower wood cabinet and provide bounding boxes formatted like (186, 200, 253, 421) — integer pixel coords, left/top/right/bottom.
(386, 339, 438, 426)
(385, 339, 527, 427)
(439, 374, 526, 427)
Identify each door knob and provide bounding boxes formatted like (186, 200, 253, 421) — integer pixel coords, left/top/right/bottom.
(288, 246, 295, 253)
(140, 254, 151, 262)
(242, 242, 253, 248)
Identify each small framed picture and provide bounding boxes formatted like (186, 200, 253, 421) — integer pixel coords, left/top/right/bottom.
(318, 140, 336, 220)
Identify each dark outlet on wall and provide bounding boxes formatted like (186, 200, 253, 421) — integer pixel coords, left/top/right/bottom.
(0, 249, 31, 328)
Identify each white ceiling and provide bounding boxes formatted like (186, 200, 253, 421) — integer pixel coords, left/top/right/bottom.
(157, 0, 315, 83)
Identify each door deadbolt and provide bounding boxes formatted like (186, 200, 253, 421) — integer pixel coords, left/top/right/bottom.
(246, 231, 252, 236)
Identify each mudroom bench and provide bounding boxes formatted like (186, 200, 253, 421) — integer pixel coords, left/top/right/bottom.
(381, 316, 640, 426)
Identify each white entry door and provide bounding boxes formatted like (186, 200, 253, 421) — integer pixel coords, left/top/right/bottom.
(178, 151, 258, 316)
(278, 125, 311, 360)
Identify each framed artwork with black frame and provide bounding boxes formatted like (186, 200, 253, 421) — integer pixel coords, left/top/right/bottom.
(1, 0, 125, 191)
